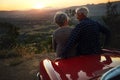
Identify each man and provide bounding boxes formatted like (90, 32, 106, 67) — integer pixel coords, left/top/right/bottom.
(61, 7, 111, 58)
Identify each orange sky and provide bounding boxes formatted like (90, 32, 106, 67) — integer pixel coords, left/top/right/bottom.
(0, 0, 119, 10)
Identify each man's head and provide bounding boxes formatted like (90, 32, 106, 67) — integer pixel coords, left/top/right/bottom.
(75, 7, 89, 21)
(54, 11, 69, 27)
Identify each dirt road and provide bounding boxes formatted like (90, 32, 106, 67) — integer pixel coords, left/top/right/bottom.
(0, 53, 55, 80)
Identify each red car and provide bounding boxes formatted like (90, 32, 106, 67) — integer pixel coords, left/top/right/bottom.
(37, 49, 120, 80)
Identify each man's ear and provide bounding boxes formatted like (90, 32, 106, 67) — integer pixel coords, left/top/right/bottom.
(77, 13, 81, 19)
(64, 19, 68, 25)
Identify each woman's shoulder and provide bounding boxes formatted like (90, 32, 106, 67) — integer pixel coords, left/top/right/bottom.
(53, 27, 72, 35)
(55, 26, 72, 31)
(60, 27, 73, 32)
(53, 27, 61, 33)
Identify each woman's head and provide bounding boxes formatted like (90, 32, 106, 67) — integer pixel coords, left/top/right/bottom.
(54, 11, 69, 27)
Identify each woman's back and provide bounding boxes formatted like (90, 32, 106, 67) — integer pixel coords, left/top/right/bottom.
(53, 27, 76, 57)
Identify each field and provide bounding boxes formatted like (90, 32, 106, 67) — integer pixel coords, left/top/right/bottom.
(0, 11, 57, 80)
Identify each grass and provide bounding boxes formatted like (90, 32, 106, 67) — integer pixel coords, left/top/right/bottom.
(9, 58, 23, 66)
(0, 50, 19, 59)
(0, 45, 34, 59)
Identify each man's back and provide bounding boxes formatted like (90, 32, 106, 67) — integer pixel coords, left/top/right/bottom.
(75, 18, 101, 54)
(62, 18, 110, 57)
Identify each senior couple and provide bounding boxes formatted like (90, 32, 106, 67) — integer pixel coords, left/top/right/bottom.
(52, 7, 111, 59)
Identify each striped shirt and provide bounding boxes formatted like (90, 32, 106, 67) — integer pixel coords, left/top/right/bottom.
(61, 18, 111, 58)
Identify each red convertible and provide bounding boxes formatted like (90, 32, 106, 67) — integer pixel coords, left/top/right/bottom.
(37, 49, 120, 80)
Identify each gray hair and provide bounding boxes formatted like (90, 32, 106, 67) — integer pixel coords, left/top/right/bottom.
(76, 7, 89, 16)
(54, 11, 69, 26)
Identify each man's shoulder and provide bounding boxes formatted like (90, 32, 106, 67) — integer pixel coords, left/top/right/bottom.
(75, 18, 99, 30)
(81, 18, 99, 25)
(76, 19, 89, 27)
(83, 18, 96, 23)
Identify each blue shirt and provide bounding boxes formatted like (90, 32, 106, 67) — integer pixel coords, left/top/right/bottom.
(61, 18, 111, 58)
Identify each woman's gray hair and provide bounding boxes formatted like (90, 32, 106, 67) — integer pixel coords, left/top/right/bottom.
(76, 7, 89, 16)
(54, 11, 69, 26)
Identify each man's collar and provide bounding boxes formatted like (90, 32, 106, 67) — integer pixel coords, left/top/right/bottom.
(79, 17, 89, 22)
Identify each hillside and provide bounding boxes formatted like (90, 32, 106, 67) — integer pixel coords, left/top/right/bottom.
(63, 1, 120, 16)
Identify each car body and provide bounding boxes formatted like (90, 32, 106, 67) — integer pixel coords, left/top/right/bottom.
(38, 49, 120, 80)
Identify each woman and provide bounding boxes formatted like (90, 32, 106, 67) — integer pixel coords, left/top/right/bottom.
(52, 11, 76, 58)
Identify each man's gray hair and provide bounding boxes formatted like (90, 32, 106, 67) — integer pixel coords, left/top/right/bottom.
(76, 7, 89, 16)
(54, 11, 69, 26)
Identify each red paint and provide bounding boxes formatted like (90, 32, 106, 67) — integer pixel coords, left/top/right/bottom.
(39, 49, 120, 80)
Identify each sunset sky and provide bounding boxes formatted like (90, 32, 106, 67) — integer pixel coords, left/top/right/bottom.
(0, 0, 119, 11)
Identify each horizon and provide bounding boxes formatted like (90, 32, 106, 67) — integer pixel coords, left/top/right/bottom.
(0, 0, 119, 11)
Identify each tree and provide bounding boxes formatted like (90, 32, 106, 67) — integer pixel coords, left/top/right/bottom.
(65, 9, 77, 26)
(65, 9, 76, 17)
(102, 1, 120, 48)
(106, 1, 118, 17)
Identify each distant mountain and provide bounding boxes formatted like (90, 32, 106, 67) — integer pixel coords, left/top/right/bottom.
(62, 1, 120, 16)
(0, 1, 120, 18)
(0, 9, 57, 19)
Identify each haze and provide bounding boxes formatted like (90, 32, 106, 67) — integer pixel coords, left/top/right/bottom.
(0, 0, 119, 10)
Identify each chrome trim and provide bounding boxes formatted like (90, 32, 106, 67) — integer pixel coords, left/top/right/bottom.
(37, 72, 40, 80)
(43, 59, 62, 80)
(101, 65, 120, 80)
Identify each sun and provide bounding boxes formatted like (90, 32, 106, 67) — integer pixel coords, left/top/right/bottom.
(33, 3, 45, 9)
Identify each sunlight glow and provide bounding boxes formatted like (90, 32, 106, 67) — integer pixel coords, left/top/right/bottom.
(33, 3, 45, 9)
(0, 0, 119, 10)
